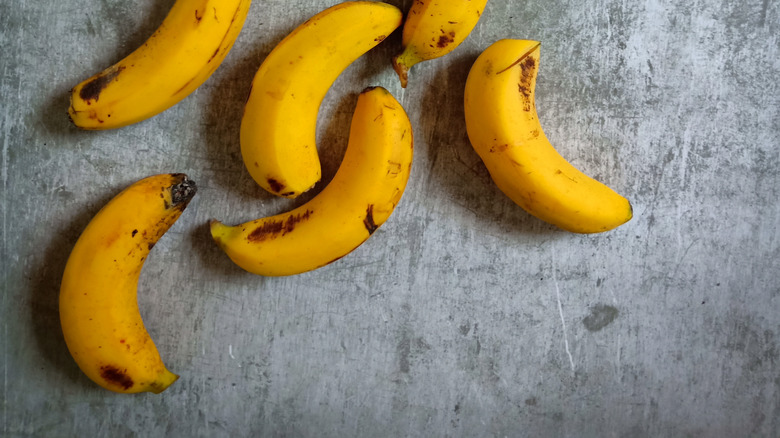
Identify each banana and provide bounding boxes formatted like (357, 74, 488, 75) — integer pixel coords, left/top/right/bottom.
(212, 87, 413, 276)
(68, 0, 251, 130)
(241, 1, 402, 198)
(59, 174, 197, 393)
(392, 0, 488, 88)
(464, 39, 632, 233)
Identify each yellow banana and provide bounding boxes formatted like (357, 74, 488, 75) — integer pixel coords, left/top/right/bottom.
(59, 174, 197, 393)
(69, 0, 251, 130)
(241, 1, 402, 198)
(464, 39, 632, 233)
(392, 0, 488, 88)
(213, 87, 413, 276)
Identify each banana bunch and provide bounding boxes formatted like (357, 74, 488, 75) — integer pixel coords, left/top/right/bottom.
(393, 0, 489, 87)
(60, 174, 197, 393)
(60, 0, 634, 394)
(69, 0, 251, 129)
(212, 86, 413, 276)
(241, 1, 403, 198)
(464, 40, 632, 233)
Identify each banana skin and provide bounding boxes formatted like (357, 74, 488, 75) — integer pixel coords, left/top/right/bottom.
(213, 87, 413, 276)
(241, 1, 402, 198)
(393, 0, 488, 87)
(69, 0, 251, 130)
(464, 39, 632, 233)
(60, 174, 197, 393)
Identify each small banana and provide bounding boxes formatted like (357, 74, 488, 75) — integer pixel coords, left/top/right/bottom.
(69, 0, 251, 130)
(464, 39, 632, 233)
(392, 0, 488, 88)
(60, 174, 197, 393)
(241, 1, 402, 198)
(212, 87, 413, 276)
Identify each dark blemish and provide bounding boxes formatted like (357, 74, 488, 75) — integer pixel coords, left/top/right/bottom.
(119, 339, 125, 343)
(436, 32, 455, 48)
(363, 205, 378, 234)
(280, 191, 295, 197)
(374, 35, 386, 42)
(525, 397, 537, 406)
(582, 304, 619, 332)
(253, 161, 259, 167)
(247, 210, 312, 242)
(267, 178, 284, 193)
(195, 9, 203, 23)
(100, 365, 134, 390)
(148, 242, 155, 250)
(79, 66, 125, 102)
(131, 229, 138, 237)
(170, 175, 197, 208)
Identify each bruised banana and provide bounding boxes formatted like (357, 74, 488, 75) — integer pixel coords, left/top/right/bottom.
(69, 0, 251, 129)
(241, 1, 402, 198)
(213, 87, 413, 276)
(464, 39, 632, 233)
(392, 0, 488, 88)
(60, 174, 197, 393)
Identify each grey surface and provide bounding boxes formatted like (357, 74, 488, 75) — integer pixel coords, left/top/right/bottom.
(2, 0, 779, 436)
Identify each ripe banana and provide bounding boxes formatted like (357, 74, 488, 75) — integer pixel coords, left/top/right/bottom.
(69, 0, 251, 130)
(60, 174, 197, 393)
(464, 39, 632, 233)
(212, 87, 413, 276)
(392, 0, 488, 88)
(241, 1, 402, 198)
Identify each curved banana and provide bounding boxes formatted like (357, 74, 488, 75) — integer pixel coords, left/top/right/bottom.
(241, 1, 402, 198)
(464, 39, 632, 233)
(213, 87, 413, 276)
(60, 174, 197, 393)
(69, 0, 251, 130)
(392, 0, 488, 88)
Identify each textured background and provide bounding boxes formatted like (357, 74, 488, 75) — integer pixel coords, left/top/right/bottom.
(2, 0, 779, 436)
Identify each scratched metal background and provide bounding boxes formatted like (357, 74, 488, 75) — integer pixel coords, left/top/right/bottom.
(2, 0, 779, 436)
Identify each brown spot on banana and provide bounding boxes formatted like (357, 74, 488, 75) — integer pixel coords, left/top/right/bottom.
(363, 205, 379, 235)
(78, 65, 125, 103)
(100, 365, 134, 390)
(266, 178, 285, 193)
(248, 210, 313, 242)
(436, 31, 456, 48)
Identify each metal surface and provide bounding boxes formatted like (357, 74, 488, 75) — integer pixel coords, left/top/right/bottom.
(2, 0, 779, 436)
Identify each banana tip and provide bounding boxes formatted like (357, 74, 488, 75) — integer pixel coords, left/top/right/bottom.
(170, 175, 197, 208)
(392, 55, 409, 88)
